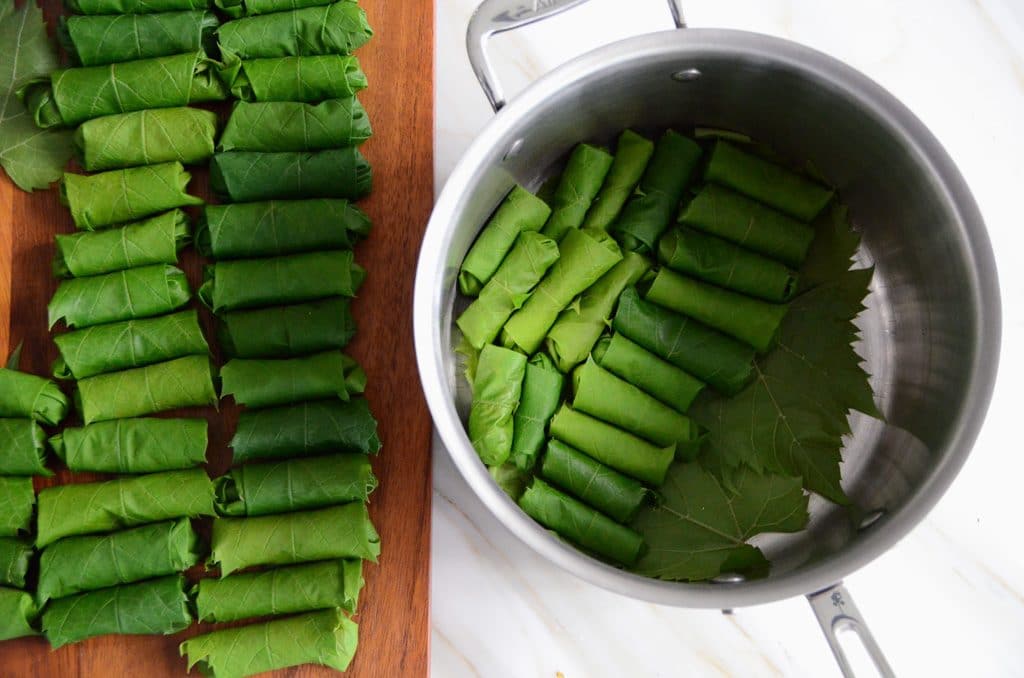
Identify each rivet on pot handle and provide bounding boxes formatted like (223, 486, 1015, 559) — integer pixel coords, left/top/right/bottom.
(467, 0, 688, 112)
(807, 583, 896, 678)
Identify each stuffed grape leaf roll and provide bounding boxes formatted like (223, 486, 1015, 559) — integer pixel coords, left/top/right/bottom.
(217, 2, 372, 60)
(61, 162, 202, 230)
(0, 587, 38, 641)
(48, 265, 191, 329)
(539, 439, 651, 523)
(181, 609, 358, 678)
(200, 251, 364, 313)
(74, 355, 218, 424)
(540, 143, 613, 242)
(0, 478, 34, 537)
(61, 11, 219, 66)
(209, 503, 379, 575)
(0, 368, 68, 425)
(0, 538, 32, 588)
(215, 454, 376, 516)
(74, 108, 217, 171)
(508, 353, 563, 472)
(219, 54, 367, 102)
(42, 575, 192, 649)
(53, 209, 189, 278)
(36, 519, 201, 604)
(219, 298, 356, 358)
(23, 52, 227, 129)
(35, 468, 216, 548)
(581, 130, 654, 230)
(51, 418, 208, 473)
(194, 560, 363, 622)
(468, 344, 526, 467)
(221, 351, 364, 409)
(592, 334, 704, 414)
(0, 419, 52, 476)
(210, 148, 371, 202)
(230, 398, 381, 463)
(198, 199, 370, 258)
(218, 98, 371, 152)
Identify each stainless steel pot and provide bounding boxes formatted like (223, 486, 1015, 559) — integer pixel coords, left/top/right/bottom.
(414, 1, 1001, 674)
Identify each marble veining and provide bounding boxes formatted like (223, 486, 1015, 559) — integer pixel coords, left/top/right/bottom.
(432, 1, 1024, 675)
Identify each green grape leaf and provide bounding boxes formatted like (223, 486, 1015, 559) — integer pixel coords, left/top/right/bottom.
(0, 0, 73, 190)
(631, 463, 808, 581)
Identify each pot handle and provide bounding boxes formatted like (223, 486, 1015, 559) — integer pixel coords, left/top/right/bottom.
(467, 0, 687, 111)
(807, 583, 896, 678)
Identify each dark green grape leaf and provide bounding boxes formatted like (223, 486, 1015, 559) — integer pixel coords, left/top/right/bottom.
(0, 0, 73, 190)
(631, 463, 808, 581)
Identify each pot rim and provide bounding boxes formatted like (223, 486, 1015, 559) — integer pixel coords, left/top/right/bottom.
(414, 27, 1001, 608)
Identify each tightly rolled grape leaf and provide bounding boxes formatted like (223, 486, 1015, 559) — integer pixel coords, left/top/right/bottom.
(678, 184, 816, 267)
(53, 209, 189, 278)
(509, 353, 564, 472)
(544, 250, 650, 373)
(592, 334, 704, 414)
(200, 251, 364, 313)
(572, 358, 703, 457)
(36, 468, 216, 548)
(581, 130, 654, 230)
(53, 309, 208, 380)
(645, 268, 788, 354)
(68, 0, 209, 14)
(218, 98, 370, 153)
(74, 108, 217, 171)
(217, 1, 371, 60)
(61, 11, 218, 66)
(215, 0, 329, 17)
(540, 143, 613, 242)
(468, 344, 527, 467)
(198, 199, 370, 258)
(612, 129, 701, 253)
(458, 185, 552, 296)
(211, 148, 371, 202)
(688, 206, 879, 504)
(632, 464, 808, 581)
(502, 228, 622, 354)
(0, 418, 51, 476)
(23, 52, 226, 128)
(74, 355, 217, 424)
(221, 351, 364, 409)
(50, 417, 208, 473)
(61, 162, 202, 229)
(0, 477, 34, 537)
(456, 230, 560, 350)
(216, 454, 376, 516)
(181, 609, 358, 678)
(549, 404, 674, 486)
(220, 54, 367, 102)
(613, 287, 754, 396)
(195, 560, 363, 622)
(36, 519, 200, 604)
(210, 503, 380, 575)
(0, 538, 31, 588)
(0, 367, 68, 425)
(48, 265, 191, 329)
(42, 575, 191, 649)
(659, 227, 798, 302)
(231, 398, 381, 463)
(0, 587, 38, 641)
(220, 298, 356, 358)
(540, 439, 650, 523)
(704, 140, 833, 222)
(520, 478, 644, 566)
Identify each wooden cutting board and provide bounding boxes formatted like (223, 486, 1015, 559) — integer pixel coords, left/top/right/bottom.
(0, 0, 434, 675)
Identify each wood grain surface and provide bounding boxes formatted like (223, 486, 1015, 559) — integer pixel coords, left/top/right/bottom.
(0, 0, 434, 675)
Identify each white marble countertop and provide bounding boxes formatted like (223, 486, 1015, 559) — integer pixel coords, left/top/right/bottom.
(430, 1, 1024, 676)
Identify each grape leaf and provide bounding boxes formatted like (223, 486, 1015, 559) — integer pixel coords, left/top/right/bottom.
(689, 205, 880, 504)
(0, 0, 72, 191)
(631, 463, 808, 581)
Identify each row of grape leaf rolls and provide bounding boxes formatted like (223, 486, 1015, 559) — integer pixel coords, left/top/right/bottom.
(5, 0, 384, 675)
(183, 1, 381, 676)
(458, 132, 843, 575)
(21, 0, 223, 653)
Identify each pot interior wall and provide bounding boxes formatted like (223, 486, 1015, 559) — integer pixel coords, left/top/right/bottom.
(438, 36, 988, 582)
